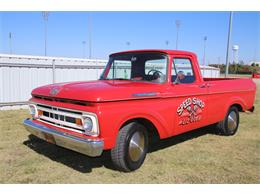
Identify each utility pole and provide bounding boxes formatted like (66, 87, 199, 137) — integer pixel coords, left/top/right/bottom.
(9, 32, 12, 54)
(203, 36, 207, 66)
(225, 11, 233, 77)
(88, 13, 92, 59)
(42, 11, 49, 56)
(175, 20, 181, 50)
(218, 56, 221, 69)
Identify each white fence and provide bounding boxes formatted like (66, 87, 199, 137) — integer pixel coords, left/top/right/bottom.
(0, 54, 219, 110)
(0, 54, 106, 105)
(200, 65, 220, 78)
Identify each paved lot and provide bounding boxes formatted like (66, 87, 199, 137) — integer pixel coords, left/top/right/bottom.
(253, 78, 260, 84)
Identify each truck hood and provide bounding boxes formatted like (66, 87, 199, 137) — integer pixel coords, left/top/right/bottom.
(31, 80, 164, 102)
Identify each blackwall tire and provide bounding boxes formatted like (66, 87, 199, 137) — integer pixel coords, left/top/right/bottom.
(111, 122, 148, 172)
(217, 106, 239, 136)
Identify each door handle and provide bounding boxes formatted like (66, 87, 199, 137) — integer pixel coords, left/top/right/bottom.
(207, 83, 212, 87)
(199, 84, 206, 88)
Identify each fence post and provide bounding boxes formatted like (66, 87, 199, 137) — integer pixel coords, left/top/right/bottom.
(52, 59, 56, 83)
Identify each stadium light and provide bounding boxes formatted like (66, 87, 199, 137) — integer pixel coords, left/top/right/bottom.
(88, 13, 92, 59)
(9, 32, 12, 54)
(42, 11, 49, 56)
(175, 20, 181, 50)
(165, 40, 169, 48)
(203, 36, 207, 66)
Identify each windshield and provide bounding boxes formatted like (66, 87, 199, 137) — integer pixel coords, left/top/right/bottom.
(100, 52, 168, 83)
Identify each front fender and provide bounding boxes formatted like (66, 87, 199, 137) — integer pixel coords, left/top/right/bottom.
(98, 102, 173, 149)
(116, 111, 171, 139)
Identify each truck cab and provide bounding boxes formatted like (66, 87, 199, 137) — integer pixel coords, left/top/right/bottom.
(24, 50, 256, 172)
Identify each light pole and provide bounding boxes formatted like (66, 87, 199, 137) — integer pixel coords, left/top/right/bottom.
(225, 11, 233, 77)
(203, 36, 207, 66)
(42, 11, 49, 56)
(175, 20, 181, 50)
(82, 41, 86, 58)
(165, 40, 169, 48)
(9, 32, 12, 54)
(218, 56, 221, 69)
(88, 13, 92, 59)
(126, 41, 131, 48)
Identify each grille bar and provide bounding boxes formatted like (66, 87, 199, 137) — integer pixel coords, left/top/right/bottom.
(40, 115, 82, 130)
(37, 105, 82, 119)
(36, 104, 85, 133)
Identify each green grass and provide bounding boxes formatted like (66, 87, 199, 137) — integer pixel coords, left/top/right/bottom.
(0, 84, 259, 183)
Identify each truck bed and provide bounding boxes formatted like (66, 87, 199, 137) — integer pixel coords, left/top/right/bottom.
(203, 77, 255, 91)
(203, 77, 255, 112)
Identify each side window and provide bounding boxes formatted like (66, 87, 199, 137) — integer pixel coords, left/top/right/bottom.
(172, 58, 195, 84)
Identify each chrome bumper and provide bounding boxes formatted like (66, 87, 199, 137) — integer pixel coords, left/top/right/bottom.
(23, 119, 104, 157)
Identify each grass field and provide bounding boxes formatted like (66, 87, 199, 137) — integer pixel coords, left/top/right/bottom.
(0, 82, 259, 184)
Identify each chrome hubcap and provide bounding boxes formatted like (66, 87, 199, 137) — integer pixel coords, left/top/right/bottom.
(128, 131, 145, 162)
(227, 111, 237, 131)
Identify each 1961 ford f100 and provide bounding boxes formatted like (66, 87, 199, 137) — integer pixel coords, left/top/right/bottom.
(24, 50, 256, 172)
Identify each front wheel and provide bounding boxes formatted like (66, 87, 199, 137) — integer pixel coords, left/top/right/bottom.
(216, 106, 240, 136)
(111, 122, 148, 172)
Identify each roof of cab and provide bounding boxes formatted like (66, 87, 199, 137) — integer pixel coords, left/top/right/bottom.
(110, 49, 196, 57)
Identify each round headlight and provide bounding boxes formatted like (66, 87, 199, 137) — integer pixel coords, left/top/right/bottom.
(83, 117, 93, 131)
(29, 104, 38, 119)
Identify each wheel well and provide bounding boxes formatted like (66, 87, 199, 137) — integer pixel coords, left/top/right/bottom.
(231, 103, 243, 112)
(120, 118, 160, 142)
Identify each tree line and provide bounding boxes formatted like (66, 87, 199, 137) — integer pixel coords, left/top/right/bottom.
(209, 63, 260, 74)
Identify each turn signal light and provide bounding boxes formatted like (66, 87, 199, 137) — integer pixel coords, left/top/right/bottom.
(38, 110, 43, 116)
(76, 118, 83, 126)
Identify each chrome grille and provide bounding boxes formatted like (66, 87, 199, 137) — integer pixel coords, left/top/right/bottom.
(36, 104, 84, 133)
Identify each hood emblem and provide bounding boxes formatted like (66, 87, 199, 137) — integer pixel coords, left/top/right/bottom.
(50, 87, 61, 96)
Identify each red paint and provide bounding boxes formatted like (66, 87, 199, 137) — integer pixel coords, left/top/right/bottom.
(29, 50, 256, 150)
(252, 73, 260, 78)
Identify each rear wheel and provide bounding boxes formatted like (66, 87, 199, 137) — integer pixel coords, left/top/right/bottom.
(111, 122, 148, 172)
(216, 106, 239, 136)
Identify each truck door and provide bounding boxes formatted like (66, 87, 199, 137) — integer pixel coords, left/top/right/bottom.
(168, 56, 208, 135)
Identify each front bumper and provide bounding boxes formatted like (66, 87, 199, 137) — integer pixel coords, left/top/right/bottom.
(23, 119, 104, 157)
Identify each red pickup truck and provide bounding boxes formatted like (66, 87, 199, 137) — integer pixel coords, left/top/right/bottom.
(24, 50, 256, 172)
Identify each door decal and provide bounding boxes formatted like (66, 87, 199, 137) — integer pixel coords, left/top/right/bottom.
(177, 97, 205, 125)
